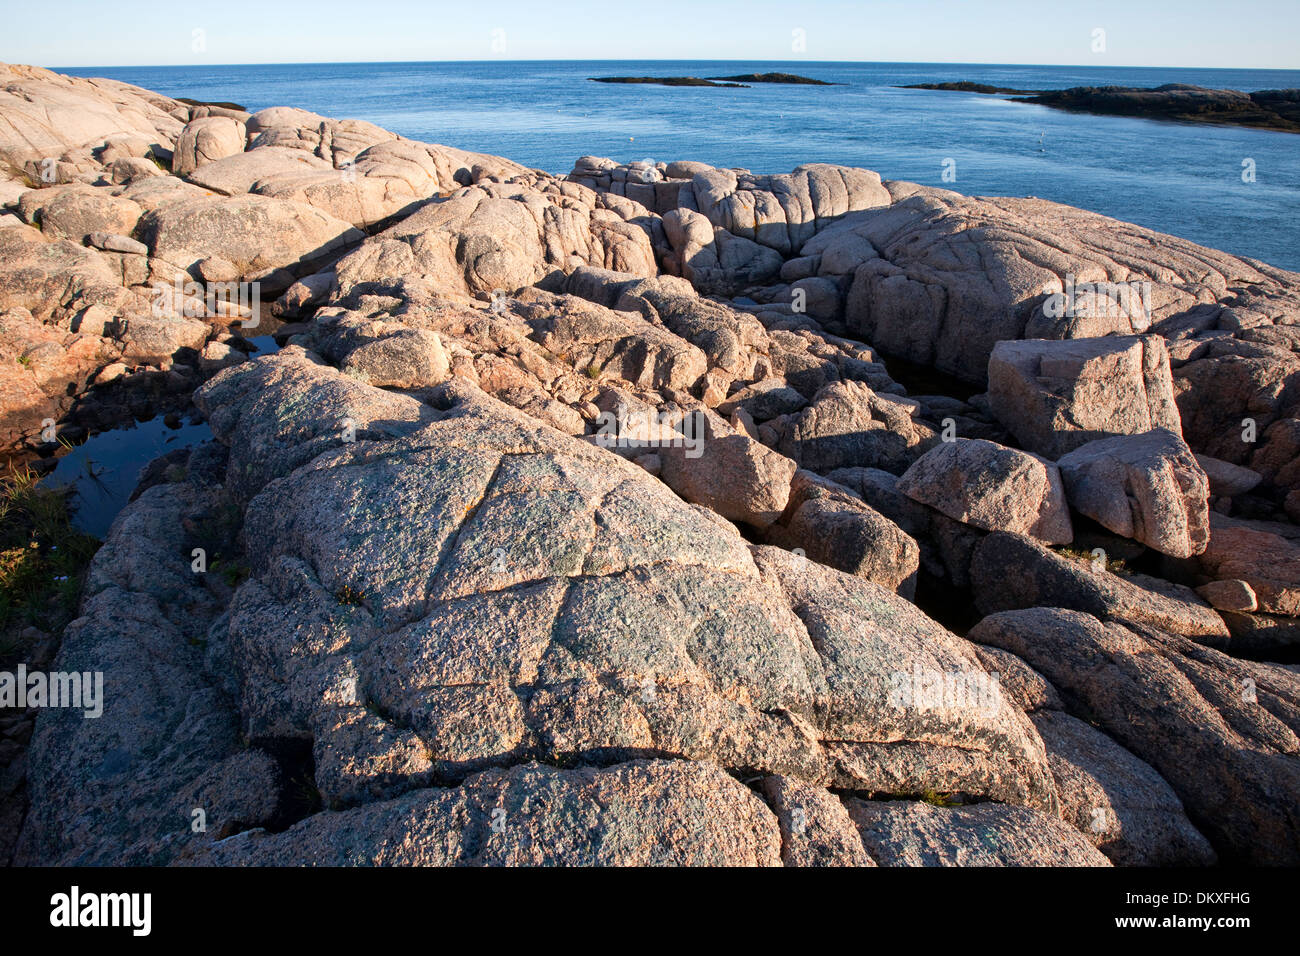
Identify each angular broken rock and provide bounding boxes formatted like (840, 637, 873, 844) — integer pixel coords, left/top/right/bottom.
(988, 336, 1182, 459)
(772, 379, 935, 474)
(896, 437, 1073, 544)
(759, 775, 876, 867)
(716, 377, 808, 422)
(515, 290, 707, 393)
(1195, 514, 1300, 617)
(1057, 429, 1210, 558)
(656, 412, 798, 530)
(312, 311, 452, 389)
(765, 471, 920, 596)
(1196, 578, 1259, 613)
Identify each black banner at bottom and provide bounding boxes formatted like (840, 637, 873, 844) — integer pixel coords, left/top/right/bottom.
(0, 865, 1280, 942)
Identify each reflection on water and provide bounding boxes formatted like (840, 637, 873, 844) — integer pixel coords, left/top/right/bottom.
(45, 414, 214, 539)
(42, 335, 282, 538)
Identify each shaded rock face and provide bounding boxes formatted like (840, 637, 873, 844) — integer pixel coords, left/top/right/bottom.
(16, 451, 278, 865)
(1197, 514, 1300, 617)
(971, 645, 1216, 866)
(969, 608, 1300, 865)
(1030, 711, 1216, 866)
(971, 532, 1230, 645)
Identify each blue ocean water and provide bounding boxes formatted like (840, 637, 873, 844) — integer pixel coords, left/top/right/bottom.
(62, 60, 1300, 271)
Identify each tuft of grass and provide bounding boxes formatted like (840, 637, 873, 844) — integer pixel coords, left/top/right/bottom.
(0, 156, 38, 189)
(0, 466, 100, 666)
(209, 556, 250, 589)
(584, 363, 601, 379)
(1054, 545, 1130, 576)
(335, 584, 366, 606)
(16, 355, 30, 367)
(920, 788, 958, 807)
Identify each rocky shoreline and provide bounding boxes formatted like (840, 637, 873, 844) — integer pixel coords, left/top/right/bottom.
(2, 62, 1300, 867)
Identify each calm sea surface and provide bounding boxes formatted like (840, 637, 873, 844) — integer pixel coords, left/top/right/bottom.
(63, 60, 1300, 271)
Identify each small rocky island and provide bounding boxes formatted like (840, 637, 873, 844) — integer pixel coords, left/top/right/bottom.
(1026, 84, 1300, 132)
(592, 72, 833, 88)
(902, 81, 1037, 95)
(707, 73, 836, 85)
(903, 81, 1300, 133)
(2, 63, 1300, 868)
(591, 76, 748, 87)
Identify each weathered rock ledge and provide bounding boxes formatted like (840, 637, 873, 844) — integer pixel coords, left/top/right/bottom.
(4, 63, 1300, 867)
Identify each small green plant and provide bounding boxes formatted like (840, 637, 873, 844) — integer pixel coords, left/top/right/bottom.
(0, 156, 37, 189)
(209, 556, 251, 588)
(920, 788, 958, 807)
(148, 154, 169, 174)
(0, 466, 101, 666)
(16, 355, 30, 367)
(584, 363, 601, 379)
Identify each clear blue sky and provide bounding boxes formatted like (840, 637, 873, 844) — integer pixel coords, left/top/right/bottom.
(4, 0, 1297, 69)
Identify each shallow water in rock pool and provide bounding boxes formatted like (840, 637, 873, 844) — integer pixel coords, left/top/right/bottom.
(40, 335, 281, 538)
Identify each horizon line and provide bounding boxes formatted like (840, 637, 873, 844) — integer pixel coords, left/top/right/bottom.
(42, 57, 1300, 73)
